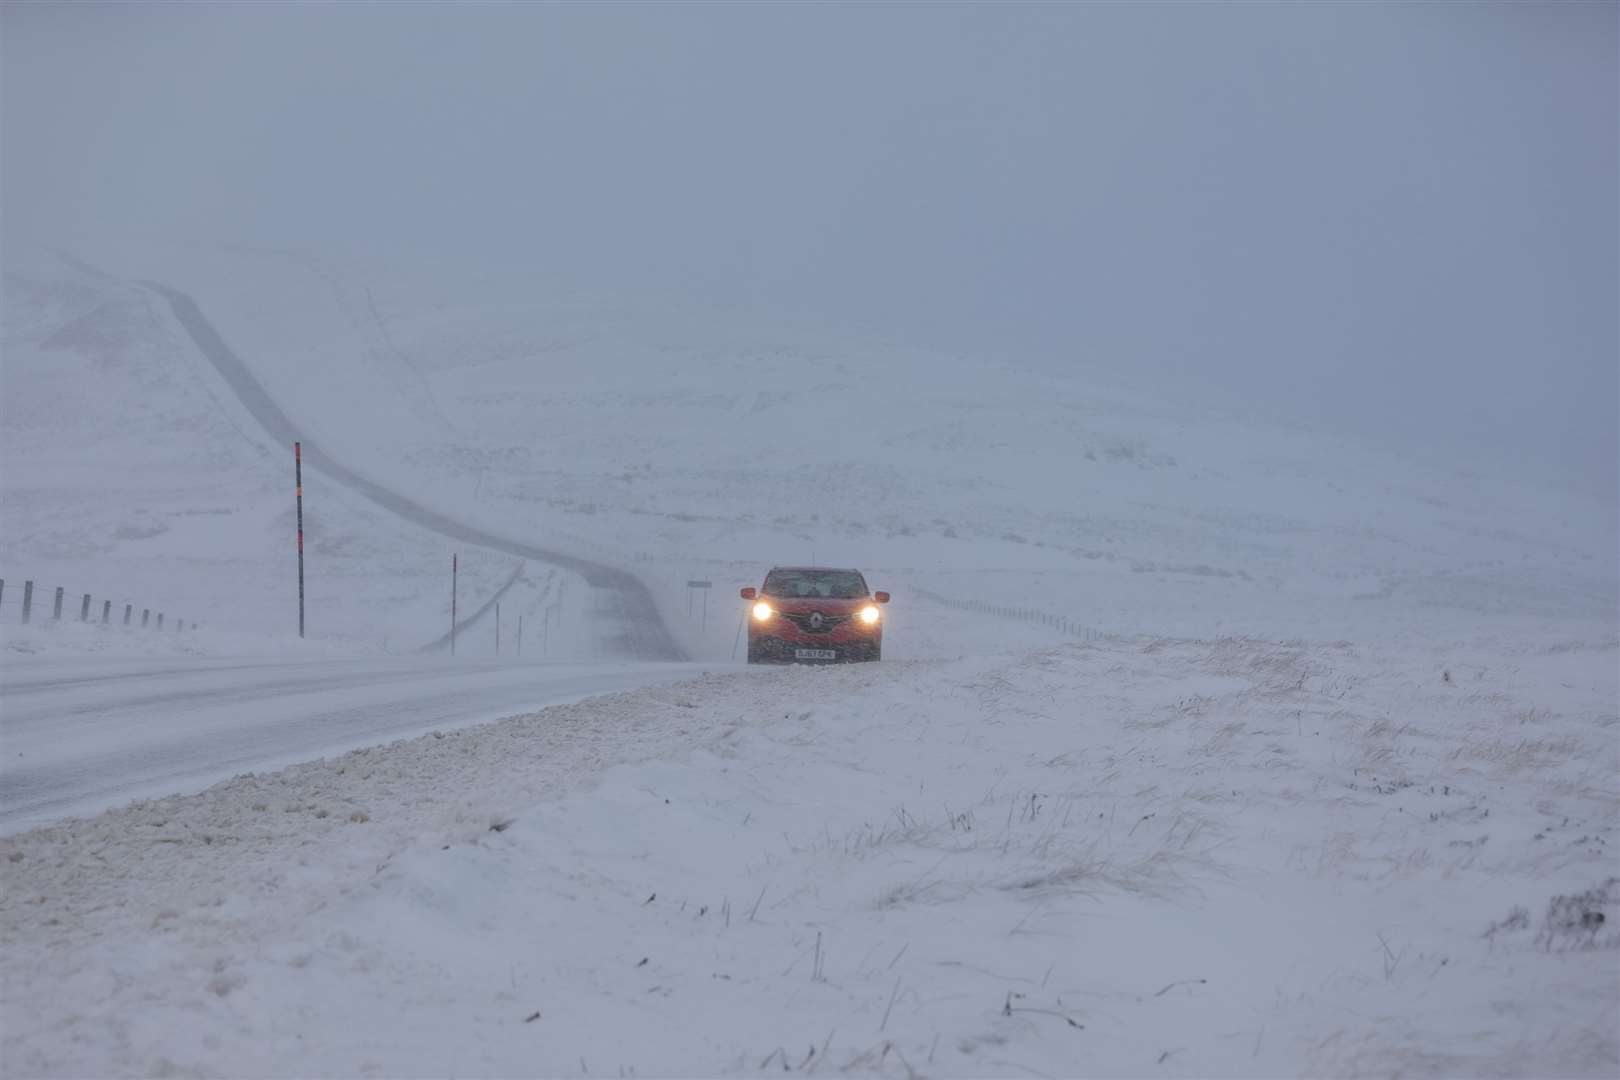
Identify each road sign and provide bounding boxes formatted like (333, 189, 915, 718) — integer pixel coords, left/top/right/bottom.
(686, 580, 712, 589)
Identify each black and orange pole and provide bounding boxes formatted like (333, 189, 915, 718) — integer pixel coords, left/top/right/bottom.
(295, 442, 305, 638)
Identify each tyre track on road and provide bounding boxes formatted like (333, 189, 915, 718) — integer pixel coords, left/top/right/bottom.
(139, 277, 685, 662)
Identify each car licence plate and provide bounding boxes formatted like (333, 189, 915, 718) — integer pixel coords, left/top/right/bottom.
(794, 648, 837, 660)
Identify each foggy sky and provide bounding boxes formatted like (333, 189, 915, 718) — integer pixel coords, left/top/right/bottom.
(5, 2, 1615, 498)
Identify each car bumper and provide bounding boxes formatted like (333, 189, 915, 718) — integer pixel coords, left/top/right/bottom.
(748, 634, 881, 664)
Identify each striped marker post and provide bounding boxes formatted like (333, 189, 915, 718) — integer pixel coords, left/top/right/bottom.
(451, 553, 458, 656)
(295, 442, 305, 638)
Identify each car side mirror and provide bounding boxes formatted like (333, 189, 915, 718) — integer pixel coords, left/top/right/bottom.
(740, 587, 757, 600)
(874, 591, 890, 604)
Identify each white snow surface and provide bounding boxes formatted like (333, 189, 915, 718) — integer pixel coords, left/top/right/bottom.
(3, 633, 1616, 1076)
(2, 241, 1617, 1075)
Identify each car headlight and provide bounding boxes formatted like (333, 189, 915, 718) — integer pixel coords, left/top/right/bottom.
(859, 605, 881, 624)
(752, 602, 773, 621)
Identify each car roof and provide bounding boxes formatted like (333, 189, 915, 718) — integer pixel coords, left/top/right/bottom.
(769, 566, 863, 574)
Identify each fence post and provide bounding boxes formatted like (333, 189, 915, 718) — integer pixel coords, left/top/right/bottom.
(80, 593, 91, 621)
(53, 587, 64, 620)
(142, 609, 150, 628)
(21, 581, 32, 623)
(0, 579, 4, 610)
(102, 600, 111, 624)
(157, 613, 164, 630)
(124, 603, 132, 626)
(294, 442, 305, 639)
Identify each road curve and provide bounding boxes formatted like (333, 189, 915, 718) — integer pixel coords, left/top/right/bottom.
(140, 278, 685, 661)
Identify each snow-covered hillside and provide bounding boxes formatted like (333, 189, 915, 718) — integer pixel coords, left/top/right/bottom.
(7, 242, 1611, 662)
(1, 247, 599, 660)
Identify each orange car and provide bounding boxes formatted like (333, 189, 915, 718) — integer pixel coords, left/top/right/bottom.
(741, 567, 890, 663)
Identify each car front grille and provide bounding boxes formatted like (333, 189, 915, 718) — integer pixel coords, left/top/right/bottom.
(782, 610, 851, 634)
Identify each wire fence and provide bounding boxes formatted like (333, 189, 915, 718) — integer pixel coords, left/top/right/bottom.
(912, 587, 1131, 644)
(0, 578, 198, 634)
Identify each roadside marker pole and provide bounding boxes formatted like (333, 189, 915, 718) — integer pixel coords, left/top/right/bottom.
(496, 601, 501, 656)
(294, 442, 306, 639)
(517, 615, 523, 657)
(451, 554, 459, 655)
(687, 580, 713, 633)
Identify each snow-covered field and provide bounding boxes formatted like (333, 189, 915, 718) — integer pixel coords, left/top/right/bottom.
(3, 629, 1615, 1076)
(2, 243, 1616, 1075)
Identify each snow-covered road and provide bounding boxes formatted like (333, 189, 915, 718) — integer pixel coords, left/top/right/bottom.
(138, 275, 687, 662)
(0, 655, 705, 833)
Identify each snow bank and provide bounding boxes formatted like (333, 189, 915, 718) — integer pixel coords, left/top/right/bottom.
(4, 632, 1615, 1076)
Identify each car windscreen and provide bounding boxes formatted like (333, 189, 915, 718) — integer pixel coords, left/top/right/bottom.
(763, 570, 869, 600)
